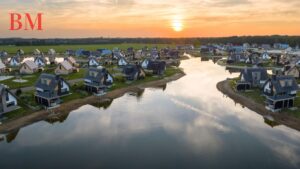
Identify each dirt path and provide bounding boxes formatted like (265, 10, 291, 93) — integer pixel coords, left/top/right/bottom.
(0, 72, 185, 133)
(217, 80, 300, 131)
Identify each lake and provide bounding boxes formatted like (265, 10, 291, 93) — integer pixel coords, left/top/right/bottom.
(0, 58, 299, 169)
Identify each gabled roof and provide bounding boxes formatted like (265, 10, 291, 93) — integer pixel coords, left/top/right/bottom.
(241, 67, 268, 82)
(148, 60, 166, 70)
(268, 75, 299, 93)
(35, 73, 61, 91)
(23, 60, 38, 70)
(65, 56, 76, 64)
(59, 60, 73, 70)
(85, 67, 106, 83)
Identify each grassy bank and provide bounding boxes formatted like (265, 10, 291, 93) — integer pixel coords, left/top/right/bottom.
(229, 78, 300, 118)
(2, 66, 183, 120)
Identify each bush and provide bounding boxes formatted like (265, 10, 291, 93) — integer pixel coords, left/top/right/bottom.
(15, 88, 22, 96)
(114, 75, 125, 83)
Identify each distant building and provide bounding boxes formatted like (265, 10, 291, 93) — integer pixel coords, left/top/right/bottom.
(118, 57, 128, 67)
(9, 56, 21, 66)
(48, 49, 56, 56)
(0, 60, 6, 73)
(55, 60, 74, 75)
(20, 60, 39, 74)
(274, 43, 290, 50)
(34, 56, 46, 67)
(88, 57, 100, 67)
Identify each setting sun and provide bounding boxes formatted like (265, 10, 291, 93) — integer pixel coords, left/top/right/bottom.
(172, 19, 183, 32)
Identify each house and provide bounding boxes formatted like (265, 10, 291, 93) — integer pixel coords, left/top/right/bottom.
(0, 84, 18, 115)
(81, 50, 91, 57)
(141, 59, 166, 75)
(35, 74, 70, 107)
(126, 47, 135, 58)
(48, 49, 56, 55)
(84, 67, 113, 94)
(262, 52, 271, 60)
(112, 51, 124, 60)
(17, 49, 24, 55)
(284, 66, 300, 78)
(65, 49, 75, 56)
(100, 49, 112, 57)
(33, 49, 41, 55)
(64, 56, 79, 67)
(148, 60, 166, 75)
(245, 53, 263, 65)
(236, 67, 269, 91)
(150, 50, 160, 60)
(274, 43, 290, 50)
(88, 57, 100, 67)
(227, 53, 246, 64)
(0, 60, 6, 73)
(118, 57, 128, 66)
(123, 64, 146, 81)
(55, 61, 75, 75)
(0, 51, 8, 57)
(20, 60, 38, 74)
(167, 50, 180, 59)
(75, 49, 84, 56)
(34, 56, 46, 67)
(263, 75, 298, 112)
(261, 44, 271, 50)
(9, 56, 21, 66)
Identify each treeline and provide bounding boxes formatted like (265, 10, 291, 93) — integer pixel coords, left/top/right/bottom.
(0, 35, 299, 47)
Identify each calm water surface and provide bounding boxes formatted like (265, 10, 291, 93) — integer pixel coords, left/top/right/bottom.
(0, 58, 300, 169)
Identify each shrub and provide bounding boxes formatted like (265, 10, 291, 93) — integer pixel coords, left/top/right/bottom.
(15, 88, 22, 96)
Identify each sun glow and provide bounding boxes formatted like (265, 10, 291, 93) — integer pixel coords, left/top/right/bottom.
(172, 18, 183, 32)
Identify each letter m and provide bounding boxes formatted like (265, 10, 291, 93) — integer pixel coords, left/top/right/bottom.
(24, 13, 43, 30)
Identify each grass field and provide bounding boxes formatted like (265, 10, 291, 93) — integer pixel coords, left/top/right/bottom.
(0, 43, 175, 54)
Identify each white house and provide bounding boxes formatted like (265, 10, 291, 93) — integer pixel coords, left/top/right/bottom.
(9, 56, 20, 66)
(88, 57, 99, 67)
(48, 49, 56, 55)
(33, 49, 41, 55)
(262, 52, 271, 60)
(118, 57, 128, 66)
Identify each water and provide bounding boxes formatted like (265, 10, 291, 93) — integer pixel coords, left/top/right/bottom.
(0, 58, 300, 169)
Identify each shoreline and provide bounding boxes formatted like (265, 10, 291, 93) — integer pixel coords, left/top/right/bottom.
(217, 79, 300, 131)
(0, 72, 185, 133)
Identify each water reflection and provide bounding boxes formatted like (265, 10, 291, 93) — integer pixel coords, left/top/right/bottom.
(0, 58, 299, 169)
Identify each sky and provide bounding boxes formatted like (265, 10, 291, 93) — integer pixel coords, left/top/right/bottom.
(0, 0, 299, 38)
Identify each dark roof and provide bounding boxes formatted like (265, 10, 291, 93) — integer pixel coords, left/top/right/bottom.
(241, 67, 268, 82)
(85, 68, 107, 84)
(268, 75, 299, 93)
(123, 64, 143, 77)
(35, 73, 63, 91)
(148, 60, 166, 70)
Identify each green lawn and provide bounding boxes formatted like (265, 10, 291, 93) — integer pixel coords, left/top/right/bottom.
(0, 43, 175, 54)
(0, 68, 87, 89)
(230, 79, 300, 118)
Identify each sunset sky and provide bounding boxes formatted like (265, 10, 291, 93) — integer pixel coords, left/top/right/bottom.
(0, 0, 299, 38)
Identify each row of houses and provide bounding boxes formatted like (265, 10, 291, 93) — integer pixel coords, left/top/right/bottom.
(236, 67, 299, 112)
(0, 58, 168, 115)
